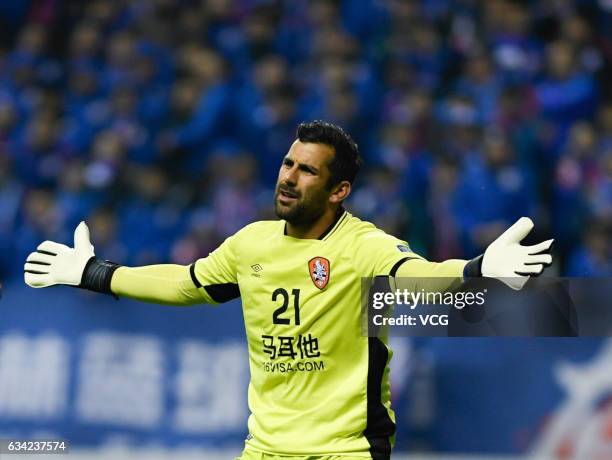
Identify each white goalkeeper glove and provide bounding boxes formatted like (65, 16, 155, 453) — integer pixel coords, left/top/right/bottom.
(465, 217, 553, 290)
(24, 221, 120, 294)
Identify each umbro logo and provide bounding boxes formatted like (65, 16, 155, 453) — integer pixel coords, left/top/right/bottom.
(251, 264, 263, 277)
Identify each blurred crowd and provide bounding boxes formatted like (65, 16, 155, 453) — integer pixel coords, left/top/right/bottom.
(0, 0, 611, 280)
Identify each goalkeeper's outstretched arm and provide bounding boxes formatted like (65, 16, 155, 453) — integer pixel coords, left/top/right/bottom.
(111, 265, 207, 305)
(394, 217, 553, 291)
(24, 222, 208, 305)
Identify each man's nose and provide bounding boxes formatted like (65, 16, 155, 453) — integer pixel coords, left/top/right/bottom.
(283, 165, 298, 185)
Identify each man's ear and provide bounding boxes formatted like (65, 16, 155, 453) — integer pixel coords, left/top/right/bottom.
(329, 181, 351, 204)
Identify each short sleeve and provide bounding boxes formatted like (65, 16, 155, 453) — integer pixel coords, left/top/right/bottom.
(352, 229, 424, 278)
(191, 233, 240, 304)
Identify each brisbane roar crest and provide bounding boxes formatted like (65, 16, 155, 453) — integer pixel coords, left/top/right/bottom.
(308, 257, 330, 290)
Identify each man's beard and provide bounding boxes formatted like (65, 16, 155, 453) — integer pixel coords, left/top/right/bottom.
(274, 189, 327, 226)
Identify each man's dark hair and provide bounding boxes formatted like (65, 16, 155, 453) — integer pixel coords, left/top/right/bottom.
(297, 120, 361, 187)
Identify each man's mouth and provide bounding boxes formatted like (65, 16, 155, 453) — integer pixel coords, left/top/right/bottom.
(278, 188, 298, 201)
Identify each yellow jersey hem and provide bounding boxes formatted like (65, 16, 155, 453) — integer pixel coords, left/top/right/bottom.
(243, 444, 373, 458)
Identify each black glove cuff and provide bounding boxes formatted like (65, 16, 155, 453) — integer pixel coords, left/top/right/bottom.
(463, 254, 484, 279)
(80, 257, 121, 296)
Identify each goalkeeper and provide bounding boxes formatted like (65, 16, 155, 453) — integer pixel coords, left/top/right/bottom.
(24, 121, 552, 460)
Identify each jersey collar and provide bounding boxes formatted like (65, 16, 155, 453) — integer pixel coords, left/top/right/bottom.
(282, 208, 347, 241)
(318, 208, 347, 240)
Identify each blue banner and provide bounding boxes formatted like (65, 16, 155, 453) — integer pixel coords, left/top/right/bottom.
(0, 281, 609, 455)
(0, 281, 249, 449)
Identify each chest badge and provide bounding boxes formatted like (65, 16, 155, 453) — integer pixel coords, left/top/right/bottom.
(308, 257, 330, 290)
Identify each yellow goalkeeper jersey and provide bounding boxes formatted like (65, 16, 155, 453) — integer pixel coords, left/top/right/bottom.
(191, 210, 423, 458)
